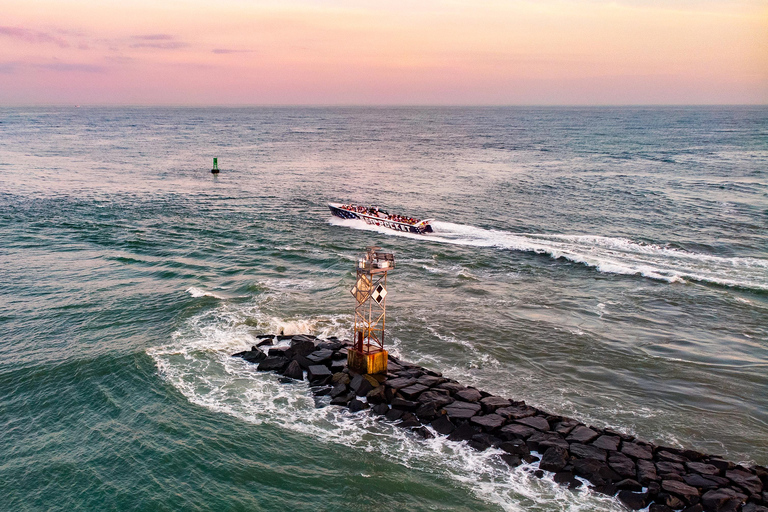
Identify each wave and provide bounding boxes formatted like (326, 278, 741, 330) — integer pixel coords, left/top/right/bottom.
(147, 299, 624, 512)
(186, 287, 227, 299)
(329, 217, 768, 291)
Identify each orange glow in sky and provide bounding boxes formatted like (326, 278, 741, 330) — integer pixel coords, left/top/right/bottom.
(1, 0, 766, 104)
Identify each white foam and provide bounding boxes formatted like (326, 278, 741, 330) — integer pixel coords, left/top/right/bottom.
(186, 287, 226, 299)
(147, 299, 624, 512)
(329, 217, 768, 291)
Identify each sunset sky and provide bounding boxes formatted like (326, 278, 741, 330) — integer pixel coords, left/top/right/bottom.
(1, 0, 766, 105)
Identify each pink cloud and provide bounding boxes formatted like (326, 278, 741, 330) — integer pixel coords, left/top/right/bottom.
(0, 26, 69, 48)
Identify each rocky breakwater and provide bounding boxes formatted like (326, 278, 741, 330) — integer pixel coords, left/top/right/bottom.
(234, 334, 768, 512)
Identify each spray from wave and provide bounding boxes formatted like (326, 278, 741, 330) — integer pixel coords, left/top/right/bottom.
(329, 217, 768, 291)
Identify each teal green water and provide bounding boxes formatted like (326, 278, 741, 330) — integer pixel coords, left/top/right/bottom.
(1, 107, 766, 511)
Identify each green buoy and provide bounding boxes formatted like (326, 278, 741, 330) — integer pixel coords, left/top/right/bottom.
(211, 157, 219, 174)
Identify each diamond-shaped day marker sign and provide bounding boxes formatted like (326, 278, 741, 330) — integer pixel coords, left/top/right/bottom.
(351, 275, 372, 303)
(371, 283, 387, 304)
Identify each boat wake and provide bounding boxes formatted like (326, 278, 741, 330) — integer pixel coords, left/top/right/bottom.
(329, 217, 768, 291)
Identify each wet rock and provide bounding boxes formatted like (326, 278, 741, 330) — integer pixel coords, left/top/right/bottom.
(331, 372, 350, 386)
(470, 433, 501, 451)
(566, 425, 600, 444)
(348, 399, 369, 413)
(515, 416, 550, 432)
(500, 454, 522, 467)
(470, 414, 505, 431)
(570, 442, 607, 461)
(500, 439, 530, 457)
(352, 374, 378, 396)
(684, 474, 722, 490)
(290, 337, 317, 357)
(618, 490, 648, 510)
(257, 356, 289, 372)
(621, 441, 654, 461)
(417, 390, 454, 409)
(498, 424, 536, 441)
(447, 422, 481, 442)
(617, 478, 644, 491)
(316, 341, 343, 352)
(307, 364, 332, 383)
(385, 408, 404, 422)
(454, 388, 483, 403)
(233, 347, 268, 363)
(391, 397, 419, 411)
(657, 461, 686, 476)
(726, 469, 763, 495)
(282, 360, 304, 380)
(701, 488, 745, 512)
(330, 393, 354, 406)
(707, 459, 734, 473)
(638, 458, 660, 485)
(398, 413, 421, 428)
(431, 415, 456, 435)
(330, 382, 348, 398)
(659, 450, 690, 463)
(268, 346, 295, 359)
(293, 353, 314, 370)
(609, 452, 637, 479)
(648, 504, 674, 512)
(664, 494, 686, 509)
(527, 432, 569, 452)
(399, 384, 429, 400)
(496, 404, 537, 420)
(663, 480, 700, 503)
(255, 338, 274, 347)
(687, 462, 722, 476)
(385, 376, 418, 390)
(416, 375, 444, 387)
(480, 396, 511, 413)
(742, 504, 768, 512)
(306, 349, 333, 365)
(366, 385, 388, 405)
(443, 401, 482, 420)
(554, 471, 581, 488)
(371, 403, 389, 415)
(415, 402, 438, 421)
(540, 446, 569, 472)
(592, 435, 621, 452)
(436, 382, 465, 395)
(554, 419, 580, 435)
(572, 458, 622, 486)
(413, 426, 434, 439)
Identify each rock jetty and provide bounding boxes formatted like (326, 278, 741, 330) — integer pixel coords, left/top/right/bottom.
(234, 334, 768, 512)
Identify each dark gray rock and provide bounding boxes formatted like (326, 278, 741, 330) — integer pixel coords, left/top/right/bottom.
(413, 426, 435, 439)
(256, 338, 274, 347)
(570, 442, 607, 461)
(399, 384, 429, 400)
(657, 450, 689, 463)
(431, 415, 456, 435)
(553, 419, 580, 435)
(268, 346, 295, 359)
(662, 480, 700, 503)
(617, 478, 643, 491)
(391, 397, 419, 411)
(499, 423, 536, 440)
(306, 349, 333, 364)
(417, 390, 454, 409)
(501, 454, 523, 467)
(609, 452, 637, 479)
(257, 356, 289, 372)
(623, 441, 654, 460)
(416, 375, 444, 387)
(385, 377, 418, 390)
(348, 399, 369, 413)
(515, 416, 550, 431)
(649, 505, 675, 512)
(234, 347, 267, 363)
(480, 396, 511, 413)
(683, 474, 721, 490)
(657, 461, 686, 475)
(742, 504, 768, 512)
(293, 353, 314, 370)
(496, 404, 537, 420)
(366, 385, 387, 405)
(454, 388, 483, 403)
(500, 439, 530, 457)
(618, 490, 648, 510)
(290, 337, 317, 357)
(282, 360, 304, 380)
(307, 364, 332, 383)
(330, 382, 348, 398)
(352, 374, 377, 396)
(371, 403, 389, 415)
(470, 414, 505, 431)
(566, 425, 600, 444)
(435, 382, 465, 395)
(443, 401, 482, 420)
(572, 458, 622, 486)
(638, 458, 660, 485)
(331, 372, 350, 386)
(469, 433, 501, 451)
(540, 446, 569, 472)
(397, 414, 422, 428)
(316, 341, 343, 352)
(415, 402, 438, 421)
(527, 432, 569, 452)
(726, 469, 763, 495)
(592, 435, 621, 452)
(687, 462, 721, 476)
(554, 471, 581, 489)
(385, 408, 404, 422)
(330, 393, 354, 405)
(447, 422, 481, 442)
(701, 488, 744, 512)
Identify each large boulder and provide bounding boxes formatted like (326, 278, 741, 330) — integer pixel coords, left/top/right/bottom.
(257, 356, 289, 372)
(618, 490, 648, 510)
(431, 415, 456, 435)
(480, 396, 512, 413)
(290, 336, 317, 357)
(609, 452, 637, 479)
(496, 404, 537, 420)
(572, 458, 622, 486)
(637, 459, 659, 485)
(592, 435, 621, 451)
(454, 388, 483, 403)
(516, 416, 550, 432)
(282, 360, 303, 380)
(622, 441, 654, 460)
(442, 401, 482, 420)
(539, 446, 569, 472)
(570, 443, 607, 461)
(470, 414, 505, 431)
(399, 384, 429, 400)
(385, 377, 417, 390)
(306, 349, 334, 365)
(447, 422, 481, 442)
(566, 425, 600, 444)
(527, 432, 569, 452)
(701, 488, 745, 512)
(687, 462, 721, 476)
(307, 364, 332, 383)
(662, 480, 700, 504)
(418, 390, 454, 409)
(499, 423, 536, 441)
(233, 347, 267, 363)
(268, 346, 295, 359)
(391, 397, 419, 411)
(726, 468, 763, 495)
(500, 439, 530, 457)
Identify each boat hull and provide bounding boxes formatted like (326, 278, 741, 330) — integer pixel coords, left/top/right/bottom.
(329, 204, 433, 234)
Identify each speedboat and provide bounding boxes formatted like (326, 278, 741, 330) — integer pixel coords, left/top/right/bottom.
(329, 203, 434, 234)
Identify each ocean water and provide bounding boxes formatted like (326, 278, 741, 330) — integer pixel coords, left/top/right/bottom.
(1, 106, 766, 511)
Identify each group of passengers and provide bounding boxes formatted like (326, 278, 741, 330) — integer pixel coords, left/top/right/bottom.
(340, 204, 417, 225)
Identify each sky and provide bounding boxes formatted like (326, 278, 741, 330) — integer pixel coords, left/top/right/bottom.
(1, 0, 766, 105)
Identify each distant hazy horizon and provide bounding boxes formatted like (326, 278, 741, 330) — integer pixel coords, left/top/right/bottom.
(2, 0, 766, 106)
